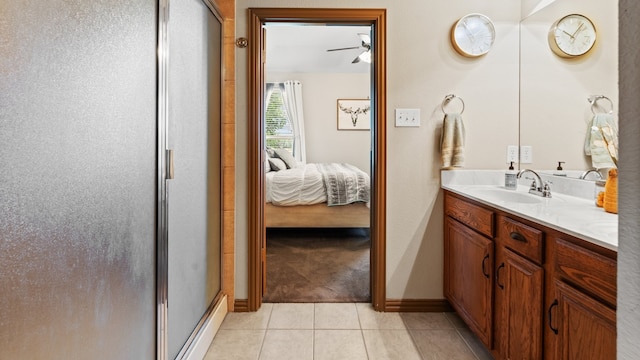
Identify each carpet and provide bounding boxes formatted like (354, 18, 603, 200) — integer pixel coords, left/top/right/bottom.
(263, 227, 371, 303)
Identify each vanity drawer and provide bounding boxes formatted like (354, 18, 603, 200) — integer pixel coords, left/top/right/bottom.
(498, 216, 544, 264)
(445, 193, 494, 238)
(555, 238, 617, 307)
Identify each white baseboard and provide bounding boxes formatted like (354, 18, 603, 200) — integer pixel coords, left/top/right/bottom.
(183, 295, 228, 360)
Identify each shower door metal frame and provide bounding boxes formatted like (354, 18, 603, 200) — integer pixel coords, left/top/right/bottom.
(156, 0, 225, 358)
(157, 1, 170, 357)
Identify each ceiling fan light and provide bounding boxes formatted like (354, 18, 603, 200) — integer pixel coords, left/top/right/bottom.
(358, 33, 371, 44)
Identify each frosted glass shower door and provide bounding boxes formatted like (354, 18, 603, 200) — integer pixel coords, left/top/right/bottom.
(0, 1, 157, 359)
(165, 0, 223, 357)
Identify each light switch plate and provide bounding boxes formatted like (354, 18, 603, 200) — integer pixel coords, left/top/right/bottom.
(395, 108, 420, 127)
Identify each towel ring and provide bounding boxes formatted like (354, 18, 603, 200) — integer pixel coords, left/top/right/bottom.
(588, 95, 614, 115)
(442, 94, 465, 114)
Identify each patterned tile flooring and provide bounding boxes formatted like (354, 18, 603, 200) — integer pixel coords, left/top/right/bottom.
(204, 303, 494, 359)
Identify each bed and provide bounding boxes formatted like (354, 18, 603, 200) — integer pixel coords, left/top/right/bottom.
(265, 162, 370, 228)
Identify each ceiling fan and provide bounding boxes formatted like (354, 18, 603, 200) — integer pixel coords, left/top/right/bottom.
(326, 33, 371, 63)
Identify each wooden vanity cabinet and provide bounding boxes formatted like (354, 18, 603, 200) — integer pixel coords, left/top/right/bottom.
(553, 280, 616, 360)
(443, 190, 617, 360)
(551, 238, 617, 360)
(444, 194, 495, 348)
(494, 216, 545, 359)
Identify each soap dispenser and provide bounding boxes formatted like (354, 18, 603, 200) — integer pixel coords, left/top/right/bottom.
(554, 161, 567, 176)
(505, 162, 517, 190)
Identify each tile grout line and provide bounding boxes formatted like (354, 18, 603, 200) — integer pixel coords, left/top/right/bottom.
(360, 327, 370, 359)
(312, 303, 315, 360)
(444, 313, 483, 360)
(256, 304, 275, 360)
(453, 327, 482, 360)
(354, 303, 371, 359)
(406, 323, 427, 360)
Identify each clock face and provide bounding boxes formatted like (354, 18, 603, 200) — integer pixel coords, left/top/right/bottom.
(451, 14, 495, 57)
(549, 14, 597, 57)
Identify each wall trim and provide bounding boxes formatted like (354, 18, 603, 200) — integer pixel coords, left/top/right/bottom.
(384, 299, 453, 312)
(179, 295, 228, 360)
(233, 299, 250, 312)
(235, 299, 451, 313)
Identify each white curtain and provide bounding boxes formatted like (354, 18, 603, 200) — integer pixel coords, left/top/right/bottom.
(281, 80, 307, 164)
(265, 83, 277, 110)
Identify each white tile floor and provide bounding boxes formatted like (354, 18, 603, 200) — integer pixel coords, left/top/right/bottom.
(204, 303, 494, 360)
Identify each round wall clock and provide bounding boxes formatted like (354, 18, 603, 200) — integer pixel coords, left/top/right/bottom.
(548, 14, 597, 58)
(450, 13, 496, 57)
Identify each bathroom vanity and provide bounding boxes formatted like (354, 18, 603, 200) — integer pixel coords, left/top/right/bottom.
(442, 171, 617, 360)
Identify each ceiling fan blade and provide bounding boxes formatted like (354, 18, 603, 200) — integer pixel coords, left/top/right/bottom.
(326, 46, 360, 52)
(352, 50, 371, 64)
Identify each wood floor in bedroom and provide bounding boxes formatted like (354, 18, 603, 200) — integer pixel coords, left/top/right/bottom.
(263, 227, 370, 303)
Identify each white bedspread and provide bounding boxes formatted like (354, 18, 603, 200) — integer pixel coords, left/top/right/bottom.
(266, 163, 327, 206)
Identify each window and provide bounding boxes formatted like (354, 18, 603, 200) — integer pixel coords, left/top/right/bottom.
(265, 86, 294, 152)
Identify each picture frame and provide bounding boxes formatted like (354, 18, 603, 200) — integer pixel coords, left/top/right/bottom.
(337, 99, 371, 130)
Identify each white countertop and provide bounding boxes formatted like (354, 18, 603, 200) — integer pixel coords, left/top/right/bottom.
(441, 170, 618, 251)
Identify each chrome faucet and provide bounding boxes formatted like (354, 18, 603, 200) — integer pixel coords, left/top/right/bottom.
(579, 169, 603, 180)
(516, 169, 552, 198)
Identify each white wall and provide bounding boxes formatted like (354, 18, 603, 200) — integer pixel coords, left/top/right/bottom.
(267, 72, 371, 175)
(236, 0, 520, 300)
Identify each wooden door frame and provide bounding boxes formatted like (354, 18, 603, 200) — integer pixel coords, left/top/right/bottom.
(247, 8, 387, 311)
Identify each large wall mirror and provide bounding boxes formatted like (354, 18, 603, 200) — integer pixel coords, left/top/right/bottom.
(519, 0, 618, 177)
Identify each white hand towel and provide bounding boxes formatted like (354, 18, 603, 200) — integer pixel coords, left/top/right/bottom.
(584, 113, 618, 168)
(440, 113, 465, 168)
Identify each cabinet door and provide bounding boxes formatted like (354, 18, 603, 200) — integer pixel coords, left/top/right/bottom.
(554, 281, 616, 360)
(499, 249, 544, 360)
(444, 217, 494, 347)
(493, 244, 506, 355)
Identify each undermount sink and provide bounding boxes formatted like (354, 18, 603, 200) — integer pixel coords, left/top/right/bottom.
(472, 188, 543, 204)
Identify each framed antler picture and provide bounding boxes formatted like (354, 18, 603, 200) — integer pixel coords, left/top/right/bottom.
(337, 99, 371, 130)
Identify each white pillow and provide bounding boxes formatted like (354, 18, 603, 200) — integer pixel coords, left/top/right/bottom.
(273, 148, 298, 169)
(266, 147, 276, 158)
(268, 157, 287, 171)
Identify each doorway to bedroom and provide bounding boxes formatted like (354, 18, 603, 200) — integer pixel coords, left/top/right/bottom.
(248, 8, 387, 311)
(263, 23, 372, 303)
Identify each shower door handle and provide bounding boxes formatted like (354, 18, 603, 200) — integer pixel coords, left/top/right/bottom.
(166, 149, 175, 179)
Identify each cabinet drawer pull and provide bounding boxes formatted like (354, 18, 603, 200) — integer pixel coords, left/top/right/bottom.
(510, 231, 528, 243)
(481, 254, 490, 279)
(548, 299, 559, 335)
(496, 263, 505, 289)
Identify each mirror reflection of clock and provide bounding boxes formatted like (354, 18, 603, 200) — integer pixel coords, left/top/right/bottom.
(548, 14, 597, 58)
(450, 13, 496, 58)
